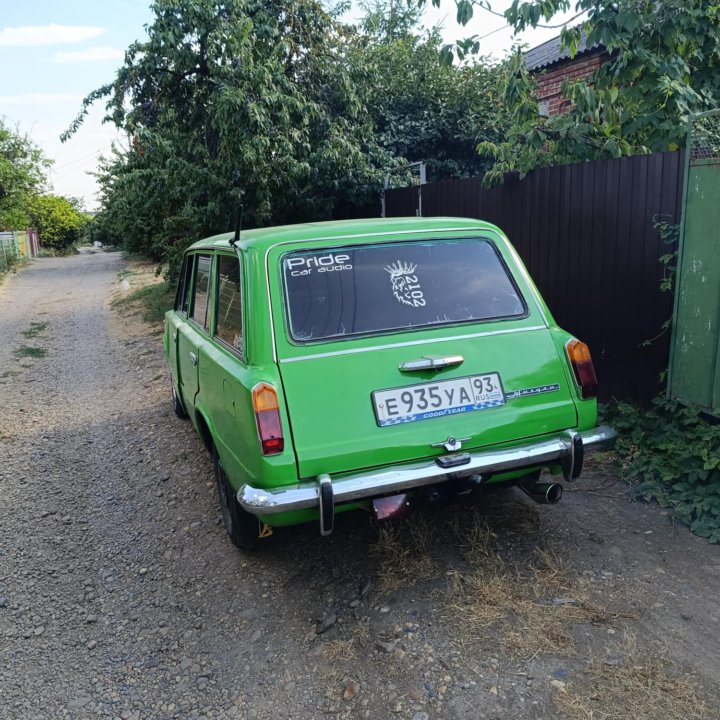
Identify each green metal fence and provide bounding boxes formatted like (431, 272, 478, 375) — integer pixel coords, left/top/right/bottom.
(669, 109, 720, 414)
(0, 232, 19, 272)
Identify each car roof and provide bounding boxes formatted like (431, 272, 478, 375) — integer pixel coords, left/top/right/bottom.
(186, 217, 503, 254)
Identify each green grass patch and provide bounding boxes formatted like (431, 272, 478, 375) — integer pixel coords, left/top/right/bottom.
(604, 397, 720, 543)
(112, 282, 174, 323)
(13, 345, 47, 359)
(22, 321, 49, 339)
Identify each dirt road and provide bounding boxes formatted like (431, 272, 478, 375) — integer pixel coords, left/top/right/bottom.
(1, 252, 719, 720)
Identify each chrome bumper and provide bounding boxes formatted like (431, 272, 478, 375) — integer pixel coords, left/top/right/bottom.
(237, 425, 617, 533)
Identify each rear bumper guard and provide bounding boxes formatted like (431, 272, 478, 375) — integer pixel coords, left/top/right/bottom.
(237, 425, 617, 534)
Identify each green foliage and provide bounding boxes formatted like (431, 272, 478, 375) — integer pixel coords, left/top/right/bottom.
(22, 321, 49, 339)
(70, 0, 509, 275)
(606, 397, 720, 543)
(639, 220, 680, 349)
(13, 345, 47, 359)
(353, 2, 510, 182)
(0, 244, 18, 273)
(0, 118, 50, 229)
(111, 283, 175, 324)
(26, 195, 89, 251)
(69, 0, 398, 275)
(430, 0, 720, 180)
(654, 220, 680, 295)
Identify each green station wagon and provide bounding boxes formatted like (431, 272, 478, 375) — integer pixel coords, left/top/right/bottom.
(164, 217, 616, 550)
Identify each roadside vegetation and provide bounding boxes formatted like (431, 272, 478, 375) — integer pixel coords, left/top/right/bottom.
(111, 261, 173, 325)
(605, 398, 720, 544)
(433, 0, 720, 184)
(12, 345, 47, 359)
(61, 0, 720, 274)
(64, 0, 512, 277)
(12, 320, 50, 360)
(0, 119, 90, 269)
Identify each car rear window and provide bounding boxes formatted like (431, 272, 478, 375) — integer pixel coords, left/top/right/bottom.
(282, 239, 526, 342)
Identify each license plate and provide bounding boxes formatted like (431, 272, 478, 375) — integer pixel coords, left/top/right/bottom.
(372, 373, 505, 427)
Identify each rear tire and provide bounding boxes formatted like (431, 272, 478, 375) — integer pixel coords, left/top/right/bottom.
(172, 385, 189, 419)
(213, 447, 262, 551)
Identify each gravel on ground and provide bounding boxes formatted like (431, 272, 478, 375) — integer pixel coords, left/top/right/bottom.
(1, 251, 719, 720)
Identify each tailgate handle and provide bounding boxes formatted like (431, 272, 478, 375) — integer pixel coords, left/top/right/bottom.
(399, 354, 464, 372)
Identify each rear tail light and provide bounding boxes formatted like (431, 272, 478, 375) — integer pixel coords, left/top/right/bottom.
(252, 383, 285, 455)
(565, 339, 598, 399)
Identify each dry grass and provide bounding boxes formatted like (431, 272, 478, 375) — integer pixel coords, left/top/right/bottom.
(556, 634, 719, 720)
(321, 639, 357, 662)
(110, 260, 170, 325)
(444, 515, 620, 658)
(372, 514, 439, 593)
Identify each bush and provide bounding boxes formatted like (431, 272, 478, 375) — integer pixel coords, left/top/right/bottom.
(27, 195, 88, 251)
(605, 397, 720, 543)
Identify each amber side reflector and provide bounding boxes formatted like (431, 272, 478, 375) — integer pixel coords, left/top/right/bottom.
(566, 339, 598, 399)
(252, 383, 285, 455)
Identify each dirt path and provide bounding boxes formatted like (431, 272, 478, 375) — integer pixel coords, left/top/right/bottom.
(1, 252, 719, 720)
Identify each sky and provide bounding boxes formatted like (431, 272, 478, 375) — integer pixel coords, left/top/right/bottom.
(0, 0, 580, 211)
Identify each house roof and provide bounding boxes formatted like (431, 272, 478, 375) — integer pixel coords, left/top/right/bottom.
(525, 32, 602, 71)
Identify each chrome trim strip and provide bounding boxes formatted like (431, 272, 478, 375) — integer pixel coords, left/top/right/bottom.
(278, 325, 546, 364)
(237, 425, 618, 515)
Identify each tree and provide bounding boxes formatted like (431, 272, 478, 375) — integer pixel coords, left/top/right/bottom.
(27, 195, 88, 251)
(0, 119, 50, 229)
(427, 0, 720, 182)
(66, 0, 393, 270)
(69, 0, 515, 271)
(350, 1, 510, 182)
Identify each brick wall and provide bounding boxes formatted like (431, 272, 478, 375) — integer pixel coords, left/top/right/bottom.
(534, 49, 607, 116)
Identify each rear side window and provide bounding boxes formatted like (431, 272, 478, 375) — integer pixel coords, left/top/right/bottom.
(175, 255, 194, 313)
(215, 254, 244, 356)
(191, 254, 212, 328)
(282, 239, 526, 342)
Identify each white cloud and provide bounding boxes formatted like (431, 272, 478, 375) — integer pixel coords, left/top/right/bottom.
(52, 46, 124, 63)
(0, 24, 105, 47)
(0, 93, 83, 106)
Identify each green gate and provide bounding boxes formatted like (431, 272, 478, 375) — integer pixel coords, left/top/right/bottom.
(669, 110, 720, 414)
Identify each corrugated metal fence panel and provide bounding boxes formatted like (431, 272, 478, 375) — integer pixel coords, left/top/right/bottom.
(383, 151, 685, 404)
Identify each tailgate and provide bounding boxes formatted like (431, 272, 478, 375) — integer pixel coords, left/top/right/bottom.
(271, 235, 578, 478)
(279, 327, 577, 477)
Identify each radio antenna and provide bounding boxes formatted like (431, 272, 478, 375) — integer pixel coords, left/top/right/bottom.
(230, 203, 243, 248)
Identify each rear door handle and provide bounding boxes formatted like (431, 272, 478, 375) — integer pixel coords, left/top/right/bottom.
(172, 332, 177, 341)
(399, 354, 464, 372)
(189, 351, 198, 366)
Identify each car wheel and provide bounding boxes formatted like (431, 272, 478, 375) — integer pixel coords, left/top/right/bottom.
(172, 385, 189, 419)
(213, 447, 261, 551)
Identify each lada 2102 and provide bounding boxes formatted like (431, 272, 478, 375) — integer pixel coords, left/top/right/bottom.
(164, 217, 616, 550)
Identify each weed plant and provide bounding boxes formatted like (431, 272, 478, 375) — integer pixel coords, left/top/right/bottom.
(605, 397, 720, 543)
(112, 283, 174, 323)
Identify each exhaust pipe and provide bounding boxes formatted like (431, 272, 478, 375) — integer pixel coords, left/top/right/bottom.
(520, 481, 563, 505)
